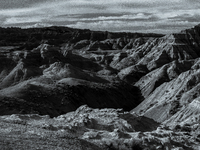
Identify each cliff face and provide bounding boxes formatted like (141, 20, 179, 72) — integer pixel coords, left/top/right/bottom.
(131, 25, 200, 125)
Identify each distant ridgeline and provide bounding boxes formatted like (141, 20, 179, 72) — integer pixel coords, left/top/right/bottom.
(0, 26, 163, 50)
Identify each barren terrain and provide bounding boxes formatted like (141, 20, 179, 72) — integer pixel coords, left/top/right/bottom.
(0, 25, 200, 149)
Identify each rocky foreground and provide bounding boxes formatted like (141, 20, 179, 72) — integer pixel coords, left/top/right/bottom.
(1, 25, 200, 149)
(0, 105, 199, 150)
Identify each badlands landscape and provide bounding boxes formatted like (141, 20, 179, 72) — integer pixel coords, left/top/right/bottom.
(0, 25, 200, 149)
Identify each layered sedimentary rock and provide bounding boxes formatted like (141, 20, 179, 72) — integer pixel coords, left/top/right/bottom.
(1, 24, 200, 149)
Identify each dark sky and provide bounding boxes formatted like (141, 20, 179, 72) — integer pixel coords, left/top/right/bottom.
(0, 0, 200, 34)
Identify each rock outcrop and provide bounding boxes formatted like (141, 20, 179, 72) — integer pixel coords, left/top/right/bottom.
(0, 105, 199, 150)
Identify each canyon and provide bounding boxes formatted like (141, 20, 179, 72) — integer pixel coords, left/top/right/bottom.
(0, 25, 200, 149)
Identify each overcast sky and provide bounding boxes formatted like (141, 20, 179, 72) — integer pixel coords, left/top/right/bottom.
(0, 0, 200, 34)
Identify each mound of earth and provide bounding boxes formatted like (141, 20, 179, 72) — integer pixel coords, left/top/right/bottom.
(0, 77, 142, 117)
